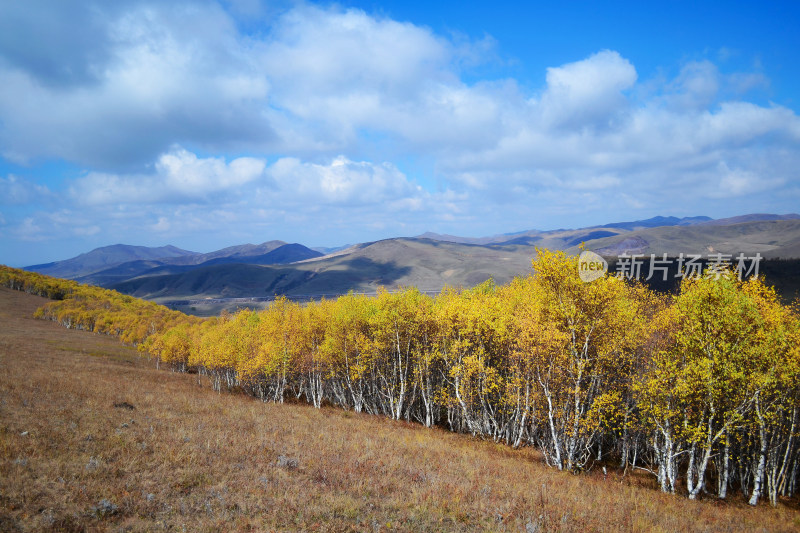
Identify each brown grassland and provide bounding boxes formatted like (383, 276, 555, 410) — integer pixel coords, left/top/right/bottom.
(1, 286, 799, 532)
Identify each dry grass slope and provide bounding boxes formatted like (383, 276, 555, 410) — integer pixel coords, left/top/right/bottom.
(1, 287, 799, 532)
(575, 220, 800, 258)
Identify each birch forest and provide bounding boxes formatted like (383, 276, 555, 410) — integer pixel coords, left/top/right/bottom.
(3, 249, 799, 506)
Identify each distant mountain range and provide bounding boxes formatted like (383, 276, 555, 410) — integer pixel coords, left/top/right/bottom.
(27, 241, 323, 287)
(21, 213, 800, 311)
(415, 214, 800, 246)
(25, 244, 197, 279)
(574, 217, 800, 258)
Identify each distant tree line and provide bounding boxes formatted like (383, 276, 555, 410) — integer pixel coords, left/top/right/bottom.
(2, 251, 798, 507)
(0, 266, 201, 346)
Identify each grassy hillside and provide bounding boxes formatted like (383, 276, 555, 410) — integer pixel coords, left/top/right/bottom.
(1, 287, 799, 532)
(80, 243, 323, 288)
(25, 244, 196, 279)
(574, 220, 800, 258)
(112, 238, 541, 303)
(25, 241, 297, 284)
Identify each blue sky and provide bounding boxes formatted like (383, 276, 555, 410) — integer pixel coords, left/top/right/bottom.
(1, 0, 799, 267)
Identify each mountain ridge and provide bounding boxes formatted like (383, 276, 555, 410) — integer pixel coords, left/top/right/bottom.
(415, 215, 715, 245)
(21, 213, 800, 311)
(73, 243, 322, 286)
(25, 244, 197, 279)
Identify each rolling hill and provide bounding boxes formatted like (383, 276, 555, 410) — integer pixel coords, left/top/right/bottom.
(22, 213, 800, 311)
(24, 244, 197, 279)
(111, 238, 539, 302)
(416, 215, 714, 246)
(575, 219, 800, 258)
(30, 241, 323, 287)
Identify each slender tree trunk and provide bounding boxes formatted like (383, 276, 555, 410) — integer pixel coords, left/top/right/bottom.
(719, 439, 730, 499)
(777, 407, 796, 496)
(750, 396, 768, 506)
(566, 360, 584, 470)
(540, 378, 562, 470)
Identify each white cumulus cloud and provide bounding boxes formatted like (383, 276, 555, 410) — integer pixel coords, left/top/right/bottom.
(70, 147, 266, 205)
(265, 156, 423, 206)
(539, 50, 637, 130)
